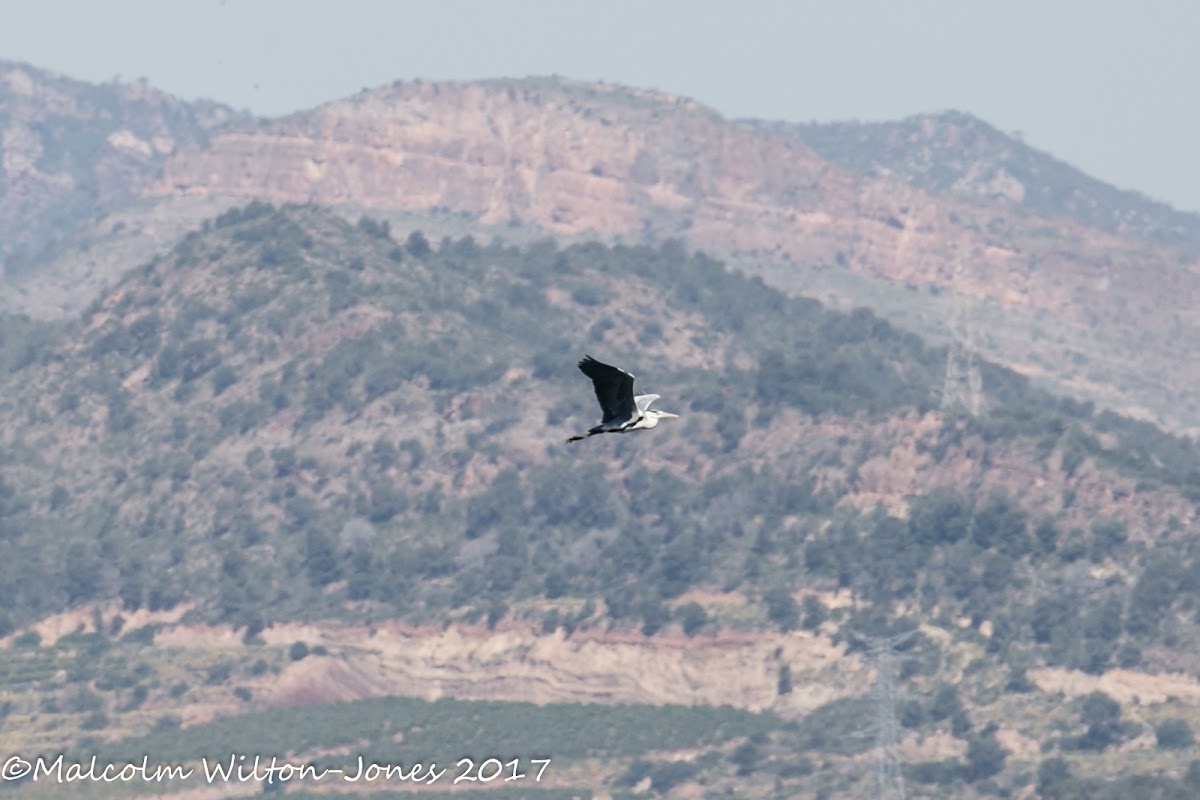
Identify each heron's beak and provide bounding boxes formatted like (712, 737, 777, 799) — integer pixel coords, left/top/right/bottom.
(660, 412, 679, 418)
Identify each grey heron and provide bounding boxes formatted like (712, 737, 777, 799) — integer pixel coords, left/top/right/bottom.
(566, 355, 679, 443)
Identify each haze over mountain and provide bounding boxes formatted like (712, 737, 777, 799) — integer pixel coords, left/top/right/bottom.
(756, 111, 1200, 256)
(3, 60, 1200, 798)
(0, 61, 239, 273)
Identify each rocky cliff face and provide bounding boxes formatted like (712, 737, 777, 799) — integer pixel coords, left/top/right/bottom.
(143, 78, 1200, 431)
(152, 79, 841, 246)
(152, 79, 900, 264)
(145, 78, 1191, 312)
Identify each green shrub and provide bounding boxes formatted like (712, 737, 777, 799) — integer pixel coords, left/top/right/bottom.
(678, 603, 708, 637)
(211, 364, 238, 395)
(764, 587, 800, 632)
(1156, 718, 1194, 749)
(963, 724, 1007, 783)
(81, 710, 110, 730)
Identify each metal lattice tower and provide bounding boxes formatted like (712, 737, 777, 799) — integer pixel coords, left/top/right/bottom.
(940, 260, 986, 417)
(858, 632, 916, 800)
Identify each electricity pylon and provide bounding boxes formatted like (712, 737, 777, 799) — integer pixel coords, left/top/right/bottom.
(940, 260, 985, 417)
(856, 631, 917, 800)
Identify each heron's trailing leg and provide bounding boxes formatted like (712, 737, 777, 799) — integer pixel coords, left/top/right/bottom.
(566, 425, 603, 443)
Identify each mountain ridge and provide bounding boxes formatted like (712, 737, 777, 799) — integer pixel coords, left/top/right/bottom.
(7, 69, 1200, 432)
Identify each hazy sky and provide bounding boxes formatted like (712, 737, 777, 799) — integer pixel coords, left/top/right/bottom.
(3, 0, 1199, 212)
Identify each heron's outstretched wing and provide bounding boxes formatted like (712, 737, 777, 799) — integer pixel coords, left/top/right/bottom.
(578, 355, 636, 425)
(635, 394, 660, 413)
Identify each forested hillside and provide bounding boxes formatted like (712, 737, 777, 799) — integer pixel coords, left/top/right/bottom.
(2, 203, 1200, 796)
(0, 200, 1191, 632)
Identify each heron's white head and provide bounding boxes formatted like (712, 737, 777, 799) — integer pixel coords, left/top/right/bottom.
(645, 409, 679, 429)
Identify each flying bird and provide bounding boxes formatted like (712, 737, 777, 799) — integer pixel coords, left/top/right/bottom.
(567, 355, 678, 443)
